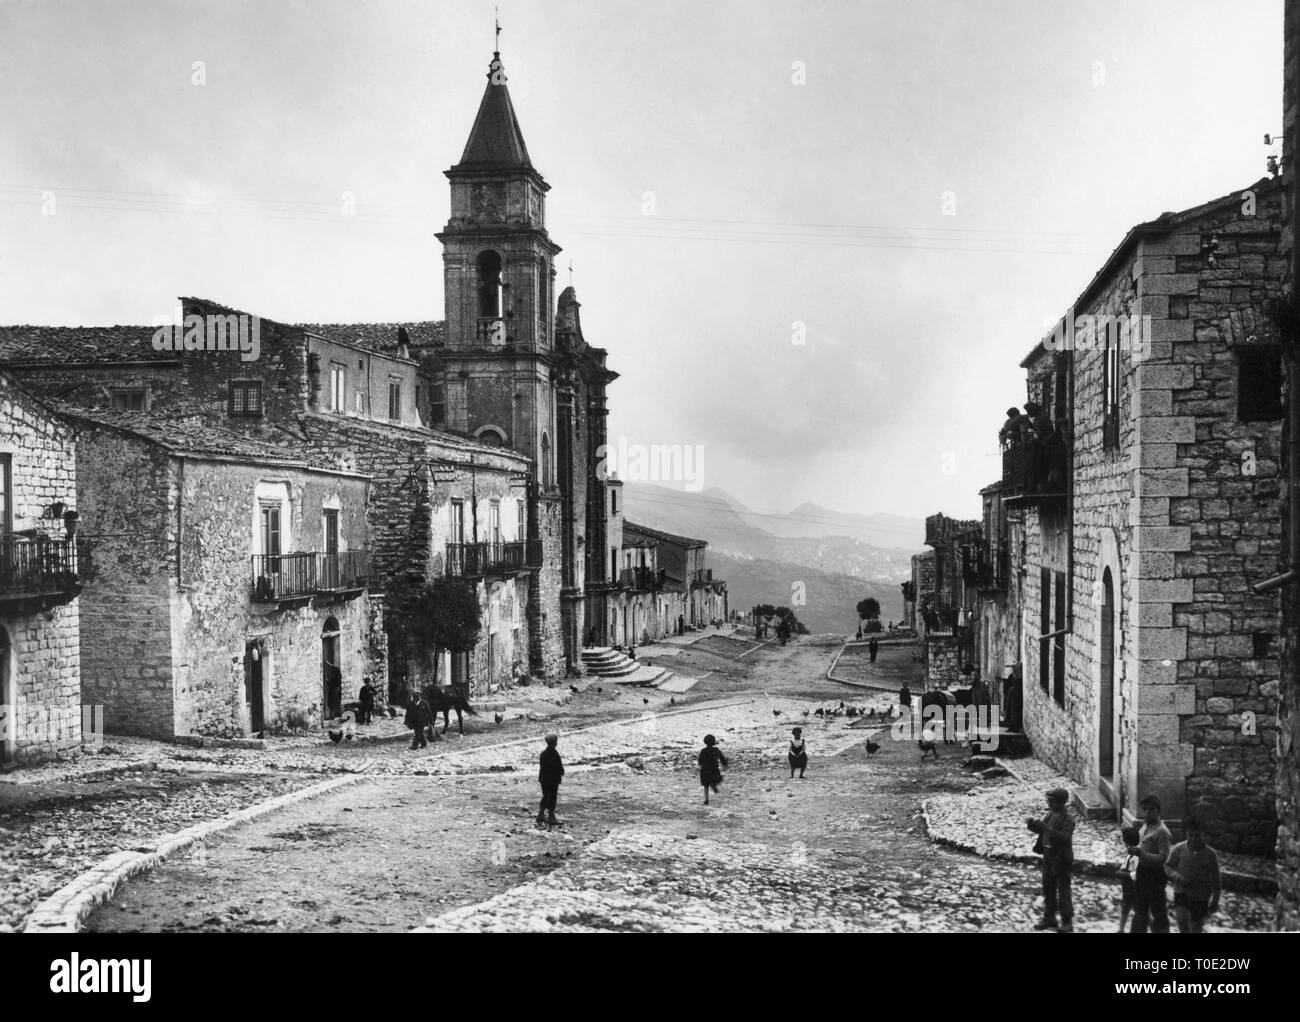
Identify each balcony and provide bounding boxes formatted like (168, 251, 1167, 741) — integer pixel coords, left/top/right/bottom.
(689, 568, 713, 586)
(620, 566, 665, 591)
(1001, 437, 1069, 507)
(967, 539, 1010, 592)
(476, 317, 505, 345)
(445, 541, 540, 578)
(918, 598, 961, 635)
(0, 533, 81, 612)
(317, 550, 371, 594)
(251, 551, 370, 606)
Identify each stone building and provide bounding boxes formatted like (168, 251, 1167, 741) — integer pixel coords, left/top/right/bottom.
(56, 406, 383, 739)
(913, 514, 980, 687)
(0, 299, 539, 700)
(973, 481, 1022, 712)
(1001, 179, 1286, 852)
(1271, 0, 1300, 930)
(0, 373, 82, 765)
(623, 520, 728, 632)
(430, 49, 620, 676)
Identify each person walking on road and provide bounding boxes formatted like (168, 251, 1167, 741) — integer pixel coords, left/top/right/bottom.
(1129, 795, 1172, 933)
(898, 682, 913, 719)
(788, 727, 808, 779)
(536, 733, 565, 827)
(868, 638, 879, 663)
(405, 690, 432, 749)
(1027, 787, 1075, 932)
(698, 734, 728, 805)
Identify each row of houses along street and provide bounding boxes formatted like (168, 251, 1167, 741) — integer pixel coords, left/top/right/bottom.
(907, 6, 1300, 927)
(0, 47, 728, 763)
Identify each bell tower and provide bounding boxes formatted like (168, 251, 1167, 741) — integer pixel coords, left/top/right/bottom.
(436, 48, 561, 478)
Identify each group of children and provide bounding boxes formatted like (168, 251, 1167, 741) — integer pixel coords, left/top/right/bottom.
(533, 726, 813, 823)
(1030, 788, 1223, 933)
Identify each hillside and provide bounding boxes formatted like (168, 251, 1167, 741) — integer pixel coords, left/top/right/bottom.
(622, 483, 922, 582)
(707, 550, 905, 635)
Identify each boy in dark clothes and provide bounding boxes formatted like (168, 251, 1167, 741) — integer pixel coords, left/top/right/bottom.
(358, 677, 375, 725)
(536, 733, 564, 827)
(698, 734, 728, 805)
(404, 690, 431, 749)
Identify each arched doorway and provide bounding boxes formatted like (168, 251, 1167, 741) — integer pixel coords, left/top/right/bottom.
(1098, 568, 1116, 782)
(244, 638, 266, 735)
(321, 617, 342, 720)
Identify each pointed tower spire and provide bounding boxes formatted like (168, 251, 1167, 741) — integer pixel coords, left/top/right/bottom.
(453, 44, 533, 171)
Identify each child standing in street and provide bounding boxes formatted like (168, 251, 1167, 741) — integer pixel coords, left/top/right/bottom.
(698, 734, 728, 805)
(536, 733, 565, 827)
(1166, 816, 1221, 933)
(1118, 824, 1141, 932)
(788, 727, 808, 779)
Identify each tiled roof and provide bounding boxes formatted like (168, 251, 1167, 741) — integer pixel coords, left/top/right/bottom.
(299, 411, 531, 467)
(623, 519, 707, 549)
(299, 321, 445, 353)
(53, 405, 313, 467)
(0, 325, 163, 365)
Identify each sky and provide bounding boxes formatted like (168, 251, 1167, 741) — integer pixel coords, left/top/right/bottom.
(0, 0, 1285, 529)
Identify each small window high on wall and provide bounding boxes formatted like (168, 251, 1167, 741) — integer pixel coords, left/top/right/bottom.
(1238, 348, 1283, 421)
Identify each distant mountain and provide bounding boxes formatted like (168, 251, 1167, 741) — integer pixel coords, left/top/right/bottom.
(708, 551, 905, 635)
(621, 483, 923, 582)
(747, 501, 924, 548)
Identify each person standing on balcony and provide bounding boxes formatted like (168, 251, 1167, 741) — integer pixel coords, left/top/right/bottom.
(999, 406, 1025, 446)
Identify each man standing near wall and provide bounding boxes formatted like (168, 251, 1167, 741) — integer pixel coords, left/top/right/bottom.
(1128, 795, 1173, 933)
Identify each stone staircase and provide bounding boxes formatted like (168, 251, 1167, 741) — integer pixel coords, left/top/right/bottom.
(580, 647, 674, 688)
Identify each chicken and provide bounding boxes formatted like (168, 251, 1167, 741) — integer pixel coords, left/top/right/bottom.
(596, 686, 603, 693)
(865, 741, 880, 757)
(494, 712, 504, 725)
(569, 685, 579, 693)
(802, 709, 810, 717)
(814, 708, 825, 717)
(670, 696, 676, 706)
(772, 709, 781, 717)
(643, 697, 649, 705)
(918, 739, 939, 760)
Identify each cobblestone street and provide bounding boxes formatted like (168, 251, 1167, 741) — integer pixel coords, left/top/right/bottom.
(73, 637, 1275, 933)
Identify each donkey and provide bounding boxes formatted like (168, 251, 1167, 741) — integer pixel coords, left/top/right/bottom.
(422, 681, 478, 737)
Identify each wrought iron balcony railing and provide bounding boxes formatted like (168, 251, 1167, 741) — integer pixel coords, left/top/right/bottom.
(689, 568, 713, 586)
(1001, 437, 1069, 506)
(318, 550, 370, 591)
(445, 540, 538, 578)
(0, 533, 80, 603)
(620, 566, 665, 591)
(251, 550, 371, 602)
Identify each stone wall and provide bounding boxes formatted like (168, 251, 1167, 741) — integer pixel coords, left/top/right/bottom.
(1277, 0, 1300, 930)
(0, 378, 81, 765)
(172, 457, 376, 737)
(1017, 184, 1286, 851)
(67, 422, 176, 738)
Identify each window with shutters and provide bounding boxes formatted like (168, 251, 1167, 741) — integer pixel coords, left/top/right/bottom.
(110, 388, 149, 412)
(388, 378, 401, 421)
(228, 380, 263, 418)
(330, 363, 346, 412)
